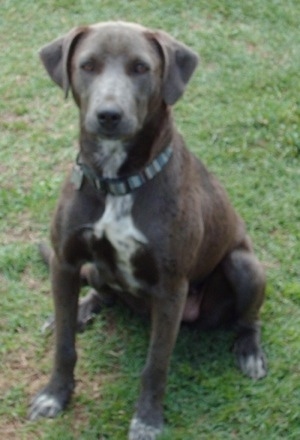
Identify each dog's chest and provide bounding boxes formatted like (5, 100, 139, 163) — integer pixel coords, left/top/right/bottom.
(93, 194, 147, 292)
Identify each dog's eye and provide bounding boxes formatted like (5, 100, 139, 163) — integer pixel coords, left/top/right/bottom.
(132, 61, 150, 75)
(80, 60, 95, 72)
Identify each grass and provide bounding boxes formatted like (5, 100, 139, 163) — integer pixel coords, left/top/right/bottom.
(1, 0, 300, 438)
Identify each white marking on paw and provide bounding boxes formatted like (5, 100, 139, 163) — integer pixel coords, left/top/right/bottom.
(41, 316, 55, 334)
(240, 354, 267, 380)
(129, 417, 162, 440)
(29, 394, 62, 420)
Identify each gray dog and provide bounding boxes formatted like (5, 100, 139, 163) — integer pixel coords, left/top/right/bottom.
(29, 22, 267, 440)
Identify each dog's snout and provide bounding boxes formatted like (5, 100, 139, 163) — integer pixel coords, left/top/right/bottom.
(97, 109, 122, 130)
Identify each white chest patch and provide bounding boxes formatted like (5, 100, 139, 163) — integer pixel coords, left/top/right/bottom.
(93, 194, 148, 292)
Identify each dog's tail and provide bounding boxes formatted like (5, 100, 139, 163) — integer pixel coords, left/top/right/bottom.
(38, 242, 53, 268)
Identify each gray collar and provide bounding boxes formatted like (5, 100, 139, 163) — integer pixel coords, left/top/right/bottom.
(71, 145, 173, 196)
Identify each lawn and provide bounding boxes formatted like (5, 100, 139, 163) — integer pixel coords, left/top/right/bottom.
(1, 0, 300, 439)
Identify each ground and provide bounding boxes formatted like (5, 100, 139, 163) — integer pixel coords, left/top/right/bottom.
(1, 1, 300, 439)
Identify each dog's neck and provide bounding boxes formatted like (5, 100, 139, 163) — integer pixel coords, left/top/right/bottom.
(79, 105, 173, 179)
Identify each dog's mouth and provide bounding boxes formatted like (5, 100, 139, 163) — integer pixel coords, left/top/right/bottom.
(96, 127, 125, 140)
(95, 124, 138, 142)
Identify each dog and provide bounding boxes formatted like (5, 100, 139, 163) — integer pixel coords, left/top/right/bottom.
(29, 21, 267, 440)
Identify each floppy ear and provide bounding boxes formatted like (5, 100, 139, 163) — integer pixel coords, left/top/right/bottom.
(39, 27, 87, 97)
(150, 31, 199, 105)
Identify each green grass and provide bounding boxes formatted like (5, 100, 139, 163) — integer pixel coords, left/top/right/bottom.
(1, 0, 300, 438)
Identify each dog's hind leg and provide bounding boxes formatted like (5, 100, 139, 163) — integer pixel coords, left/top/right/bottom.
(222, 243, 267, 379)
(77, 264, 115, 330)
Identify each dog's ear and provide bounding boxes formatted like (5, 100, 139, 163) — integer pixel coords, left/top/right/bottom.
(150, 31, 199, 105)
(39, 27, 87, 98)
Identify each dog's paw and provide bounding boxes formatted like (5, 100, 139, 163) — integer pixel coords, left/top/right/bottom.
(29, 380, 74, 421)
(29, 393, 63, 420)
(76, 289, 104, 332)
(234, 328, 267, 379)
(237, 351, 267, 379)
(41, 316, 55, 334)
(41, 290, 107, 334)
(128, 417, 162, 440)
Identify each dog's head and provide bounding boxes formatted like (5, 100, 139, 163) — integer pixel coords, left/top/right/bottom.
(39, 21, 199, 140)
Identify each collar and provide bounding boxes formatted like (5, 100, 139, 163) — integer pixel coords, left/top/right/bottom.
(70, 145, 173, 196)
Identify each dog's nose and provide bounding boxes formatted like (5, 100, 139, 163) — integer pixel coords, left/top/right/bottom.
(97, 109, 122, 130)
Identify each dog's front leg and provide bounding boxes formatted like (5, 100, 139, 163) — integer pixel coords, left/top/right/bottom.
(129, 279, 188, 440)
(29, 256, 80, 420)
